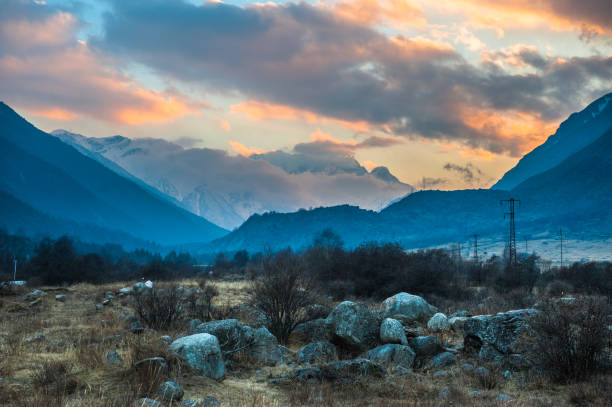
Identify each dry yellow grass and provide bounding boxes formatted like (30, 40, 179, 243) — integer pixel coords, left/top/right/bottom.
(0, 279, 609, 406)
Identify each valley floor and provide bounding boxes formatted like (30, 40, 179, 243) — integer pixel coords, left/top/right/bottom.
(0, 280, 609, 406)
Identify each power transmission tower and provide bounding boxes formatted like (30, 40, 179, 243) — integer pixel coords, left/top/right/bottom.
(472, 234, 479, 262)
(501, 198, 520, 266)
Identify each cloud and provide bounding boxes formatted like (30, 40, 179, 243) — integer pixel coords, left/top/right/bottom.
(0, 0, 203, 124)
(443, 162, 483, 184)
(416, 177, 449, 190)
(93, 0, 612, 157)
(332, 0, 426, 28)
(220, 119, 231, 132)
(228, 140, 271, 156)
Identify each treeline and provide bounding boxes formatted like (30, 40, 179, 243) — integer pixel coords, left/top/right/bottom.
(213, 229, 612, 300)
(0, 230, 196, 285)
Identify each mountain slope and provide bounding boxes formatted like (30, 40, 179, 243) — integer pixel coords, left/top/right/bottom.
(493, 92, 612, 190)
(0, 102, 227, 245)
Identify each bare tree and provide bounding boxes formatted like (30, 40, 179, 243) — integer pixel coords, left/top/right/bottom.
(250, 249, 315, 344)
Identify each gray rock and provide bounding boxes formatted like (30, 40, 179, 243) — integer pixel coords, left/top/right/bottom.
(133, 281, 152, 295)
(294, 318, 332, 342)
(55, 294, 66, 302)
(468, 390, 484, 398)
(427, 313, 450, 332)
(364, 344, 415, 369)
(432, 369, 447, 378)
(427, 352, 456, 368)
(119, 287, 133, 295)
(160, 335, 172, 346)
(449, 316, 468, 332)
(496, 394, 512, 402)
(305, 304, 332, 320)
(325, 301, 379, 351)
(504, 370, 512, 378)
(201, 396, 222, 406)
(189, 318, 203, 333)
(450, 310, 471, 318)
(195, 319, 253, 351)
(462, 362, 474, 372)
(390, 365, 413, 376)
(474, 366, 490, 378)
(158, 380, 183, 402)
(408, 336, 444, 358)
(25, 333, 44, 343)
(380, 318, 408, 345)
(296, 342, 338, 365)
(102, 299, 111, 306)
(25, 289, 45, 301)
(380, 292, 437, 324)
(463, 309, 536, 357)
(95, 303, 104, 311)
(289, 359, 386, 383)
(249, 327, 281, 365)
(105, 349, 122, 365)
(133, 399, 162, 407)
(170, 334, 224, 379)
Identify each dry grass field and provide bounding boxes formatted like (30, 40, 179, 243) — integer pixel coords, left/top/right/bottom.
(0, 279, 609, 407)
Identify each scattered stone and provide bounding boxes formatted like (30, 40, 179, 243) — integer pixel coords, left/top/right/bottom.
(427, 352, 456, 368)
(468, 390, 484, 398)
(474, 366, 490, 378)
(427, 313, 450, 332)
(296, 342, 338, 365)
(119, 287, 133, 296)
(249, 327, 282, 365)
(158, 380, 183, 402)
(364, 344, 415, 369)
(408, 336, 444, 359)
(289, 359, 386, 383)
(25, 333, 44, 343)
(463, 309, 537, 359)
(496, 394, 513, 402)
(432, 370, 447, 378)
(504, 370, 512, 378)
(380, 292, 437, 324)
(325, 301, 379, 351)
(201, 396, 222, 406)
(380, 318, 408, 345)
(294, 318, 332, 342)
(160, 335, 172, 346)
(105, 349, 122, 365)
(133, 282, 152, 295)
(450, 310, 471, 318)
(195, 319, 254, 351)
(55, 294, 66, 302)
(25, 289, 45, 301)
(449, 317, 468, 332)
(390, 365, 414, 376)
(102, 299, 111, 306)
(305, 304, 332, 320)
(170, 334, 224, 379)
(133, 398, 162, 407)
(461, 363, 474, 372)
(95, 303, 104, 311)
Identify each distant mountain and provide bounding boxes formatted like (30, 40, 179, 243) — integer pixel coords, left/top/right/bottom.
(493, 92, 612, 190)
(208, 107, 612, 253)
(0, 102, 227, 246)
(53, 131, 414, 230)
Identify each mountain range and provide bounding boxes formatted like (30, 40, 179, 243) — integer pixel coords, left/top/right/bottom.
(0, 102, 226, 246)
(1, 92, 610, 254)
(52, 130, 413, 230)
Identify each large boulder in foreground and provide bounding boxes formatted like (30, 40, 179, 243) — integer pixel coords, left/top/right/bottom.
(288, 359, 386, 383)
(380, 293, 437, 324)
(427, 313, 450, 332)
(380, 318, 408, 345)
(364, 344, 415, 369)
(297, 342, 338, 365)
(194, 319, 254, 351)
(170, 334, 224, 379)
(463, 309, 537, 360)
(325, 301, 380, 351)
(249, 327, 282, 365)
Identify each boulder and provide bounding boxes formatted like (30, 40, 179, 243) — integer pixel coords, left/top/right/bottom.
(200, 396, 222, 406)
(25, 289, 45, 301)
(289, 359, 386, 383)
(463, 309, 536, 359)
(296, 342, 338, 365)
(55, 294, 66, 302)
(305, 304, 332, 320)
(364, 344, 415, 369)
(195, 319, 254, 351)
(427, 352, 456, 368)
(380, 292, 437, 323)
(249, 327, 282, 365)
(158, 380, 184, 402)
(325, 301, 379, 351)
(380, 318, 408, 345)
(294, 318, 333, 342)
(408, 336, 444, 358)
(450, 310, 471, 318)
(427, 313, 450, 332)
(119, 287, 133, 296)
(449, 317, 468, 332)
(170, 334, 224, 379)
(133, 282, 152, 295)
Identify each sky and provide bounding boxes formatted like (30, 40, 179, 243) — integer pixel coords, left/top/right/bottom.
(1, 0, 611, 190)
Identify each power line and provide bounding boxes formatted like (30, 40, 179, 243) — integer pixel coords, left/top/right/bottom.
(501, 198, 520, 266)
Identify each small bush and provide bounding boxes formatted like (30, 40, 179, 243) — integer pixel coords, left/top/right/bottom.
(183, 281, 218, 321)
(132, 285, 183, 330)
(30, 360, 80, 404)
(525, 297, 610, 383)
(250, 249, 315, 344)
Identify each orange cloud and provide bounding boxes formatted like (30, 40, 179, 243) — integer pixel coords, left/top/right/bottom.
(333, 0, 426, 29)
(29, 107, 78, 121)
(220, 120, 231, 132)
(228, 141, 271, 156)
(362, 160, 379, 171)
(231, 100, 372, 133)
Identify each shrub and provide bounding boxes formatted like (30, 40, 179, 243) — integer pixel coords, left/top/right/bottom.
(525, 297, 610, 383)
(250, 249, 315, 344)
(30, 360, 80, 404)
(183, 281, 218, 321)
(132, 285, 184, 330)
